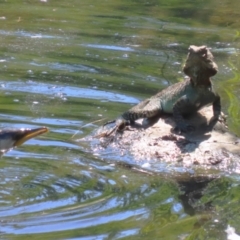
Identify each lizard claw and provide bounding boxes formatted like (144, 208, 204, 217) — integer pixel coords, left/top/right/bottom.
(209, 112, 228, 129)
(217, 112, 227, 124)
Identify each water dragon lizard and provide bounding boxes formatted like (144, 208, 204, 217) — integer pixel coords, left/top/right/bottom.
(98, 45, 221, 137)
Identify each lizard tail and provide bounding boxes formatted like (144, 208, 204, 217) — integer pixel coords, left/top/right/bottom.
(103, 119, 116, 127)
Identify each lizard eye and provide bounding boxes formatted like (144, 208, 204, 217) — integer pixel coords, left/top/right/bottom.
(199, 47, 208, 58)
(200, 46, 207, 52)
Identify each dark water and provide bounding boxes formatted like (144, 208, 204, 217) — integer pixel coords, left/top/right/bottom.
(0, 0, 240, 239)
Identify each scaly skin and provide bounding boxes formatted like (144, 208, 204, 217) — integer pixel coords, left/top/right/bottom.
(100, 45, 221, 137)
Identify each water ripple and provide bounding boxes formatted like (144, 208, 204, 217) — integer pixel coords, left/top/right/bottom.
(0, 30, 63, 39)
(81, 44, 135, 52)
(0, 81, 139, 104)
(1, 206, 148, 234)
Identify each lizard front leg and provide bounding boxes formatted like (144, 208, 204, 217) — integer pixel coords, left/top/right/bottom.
(172, 96, 194, 132)
(212, 95, 221, 120)
(209, 94, 222, 126)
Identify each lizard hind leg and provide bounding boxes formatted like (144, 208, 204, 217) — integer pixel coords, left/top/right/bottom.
(95, 118, 128, 138)
(123, 98, 162, 122)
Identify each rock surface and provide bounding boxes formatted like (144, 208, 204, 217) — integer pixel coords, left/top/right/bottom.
(84, 106, 240, 174)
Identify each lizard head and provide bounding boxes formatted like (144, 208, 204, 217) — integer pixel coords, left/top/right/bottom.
(183, 45, 218, 84)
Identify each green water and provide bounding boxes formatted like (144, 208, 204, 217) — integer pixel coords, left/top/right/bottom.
(0, 0, 240, 239)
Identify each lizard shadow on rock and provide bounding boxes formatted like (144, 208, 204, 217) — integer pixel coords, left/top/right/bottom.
(98, 109, 215, 153)
(140, 110, 214, 154)
(170, 111, 214, 154)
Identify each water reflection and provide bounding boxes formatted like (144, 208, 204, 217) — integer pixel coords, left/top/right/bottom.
(0, 30, 63, 39)
(82, 44, 135, 52)
(0, 80, 139, 104)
